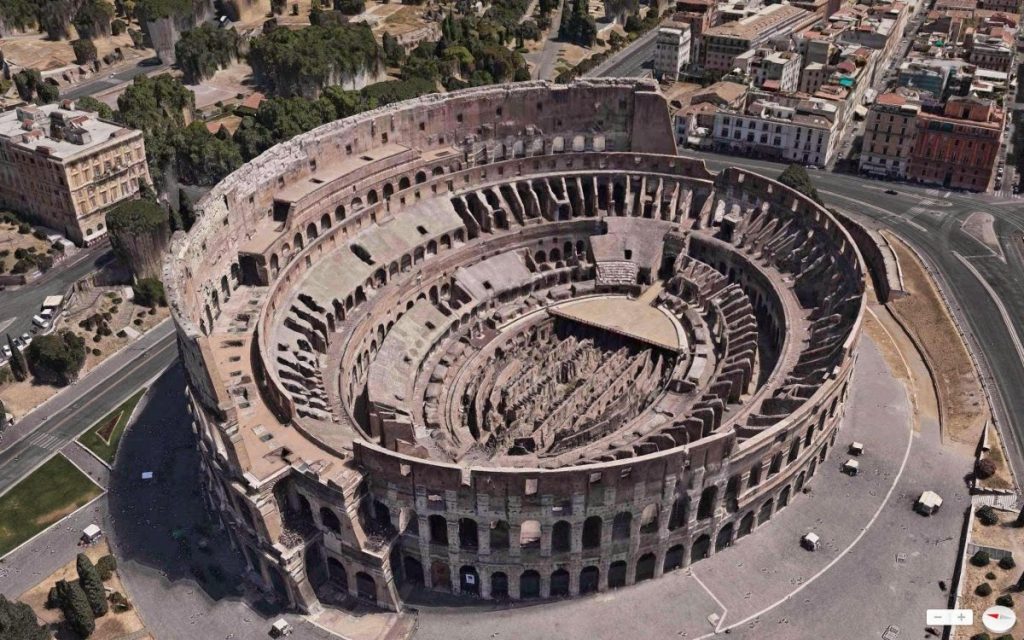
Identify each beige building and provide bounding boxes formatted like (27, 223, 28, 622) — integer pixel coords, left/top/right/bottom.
(0, 102, 152, 245)
(701, 5, 815, 73)
(859, 91, 921, 179)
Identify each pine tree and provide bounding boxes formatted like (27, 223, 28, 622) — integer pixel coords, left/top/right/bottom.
(76, 554, 108, 617)
(7, 334, 27, 382)
(0, 594, 50, 640)
(56, 579, 95, 638)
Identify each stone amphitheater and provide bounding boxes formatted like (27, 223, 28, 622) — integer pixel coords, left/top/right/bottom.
(163, 79, 866, 613)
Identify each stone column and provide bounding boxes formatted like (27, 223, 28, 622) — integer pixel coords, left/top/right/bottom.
(509, 571, 521, 599)
(540, 523, 553, 557)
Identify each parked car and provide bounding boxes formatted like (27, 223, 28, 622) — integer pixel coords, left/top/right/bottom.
(884, 188, 898, 195)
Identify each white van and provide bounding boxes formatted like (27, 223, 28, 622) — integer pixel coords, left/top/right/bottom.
(32, 315, 50, 330)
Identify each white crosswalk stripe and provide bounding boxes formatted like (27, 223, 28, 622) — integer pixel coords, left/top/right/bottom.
(26, 432, 61, 450)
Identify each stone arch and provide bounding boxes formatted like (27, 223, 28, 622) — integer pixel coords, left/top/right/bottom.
(429, 515, 448, 546)
(320, 507, 341, 533)
(351, 196, 363, 209)
(304, 544, 327, 588)
(552, 136, 565, 153)
(579, 566, 600, 594)
(552, 520, 572, 552)
(550, 568, 570, 597)
(787, 439, 800, 464)
(356, 572, 376, 603)
(383, 183, 394, 199)
(639, 504, 659, 534)
(664, 544, 685, 572)
(778, 485, 792, 509)
(335, 204, 346, 221)
(737, 511, 755, 538)
(698, 486, 717, 520)
(431, 561, 451, 592)
(608, 561, 627, 589)
(635, 553, 656, 582)
(415, 170, 427, 184)
(668, 494, 689, 530)
(294, 232, 304, 251)
(612, 512, 632, 541)
(572, 134, 586, 151)
(327, 557, 348, 588)
(403, 556, 424, 585)
(758, 498, 774, 525)
(367, 189, 379, 204)
(458, 518, 478, 549)
(520, 570, 541, 598)
(270, 253, 279, 276)
(459, 565, 480, 595)
(432, 166, 444, 177)
(582, 516, 602, 549)
(490, 520, 510, 549)
(399, 176, 411, 190)
(691, 534, 711, 562)
(715, 523, 734, 551)
(491, 571, 509, 598)
(520, 520, 541, 549)
(795, 471, 806, 492)
(320, 214, 331, 232)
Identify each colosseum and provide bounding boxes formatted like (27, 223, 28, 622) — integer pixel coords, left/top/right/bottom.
(163, 79, 866, 613)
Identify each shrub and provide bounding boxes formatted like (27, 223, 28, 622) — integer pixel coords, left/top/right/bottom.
(970, 634, 991, 640)
(976, 582, 993, 597)
(996, 594, 1013, 607)
(976, 457, 998, 479)
(999, 556, 1016, 570)
(45, 585, 62, 609)
(17, 223, 30, 234)
(32, 229, 47, 240)
(92, 348, 101, 356)
(978, 505, 1000, 526)
(133, 278, 166, 308)
(77, 553, 109, 617)
(108, 591, 133, 612)
(56, 579, 96, 638)
(97, 555, 117, 580)
(972, 550, 992, 567)
(987, 571, 998, 580)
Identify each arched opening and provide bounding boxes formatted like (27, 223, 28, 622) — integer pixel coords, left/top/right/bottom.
(639, 504, 659, 534)
(367, 189, 379, 204)
(668, 494, 689, 530)
(737, 511, 755, 538)
(520, 520, 541, 550)
(304, 544, 327, 588)
(399, 176, 411, 190)
(490, 520, 510, 549)
(608, 561, 627, 589)
(795, 471, 806, 492)
(579, 566, 600, 594)
(294, 232, 304, 251)
(403, 556, 424, 586)
(491, 572, 509, 599)
(520, 570, 540, 598)
(327, 557, 348, 589)
(715, 523, 734, 551)
(320, 507, 341, 534)
(612, 512, 632, 541)
(459, 518, 478, 549)
(769, 452, 783, 476)
(459, 565, 480, 595)
(635, 553, 656, 582)
(415, 170, 427, 184)
(320, 214, 331, 232)
(582, 516, 602, 549)
(758, 499, 774, 525)
(431, 561, 451, 592)
(787, 440, 800, 464)
(778, 485, 791, 509)
(697, 486, 717, 520)
(664, 544, 685, 572)
(356, 572, 376, 603)
(552, 520, 571, 552)
(550, 568, 570, 596)
(335, 204, 346, 221)
(383, 183, 394, 199)
(429, 515, 448, 546)
(691, 534, 711, 563)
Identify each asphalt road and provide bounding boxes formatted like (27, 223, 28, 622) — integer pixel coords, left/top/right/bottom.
(587, 29, 657, 78)
(0, 243, 113, 340)
(0, 320, 176, 496)
(686, 150, 1024, 484)
(62, 60, 170, 101)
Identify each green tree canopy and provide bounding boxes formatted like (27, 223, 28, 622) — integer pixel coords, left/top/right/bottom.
(56, 580, 94, 639)
(6, 334, 27, 382)
(106, 198, 167, 235)
(174, 121, 243, 186)
(116, 74, 195, 183)
(134, 0, 191, 21)
(73, 0, 114, 39)
(174, 23, 241, 84)
(0, 594, 50, 640)
(778, 163, 824, 205)
(26, 330, 87, 386)
(75, 96, 115, 120)
(133, 278, 167, 307)
(76, 554, 109, 617)
(72, 38, 98, 65)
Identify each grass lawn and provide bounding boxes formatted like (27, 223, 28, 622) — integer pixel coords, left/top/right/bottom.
(0, 454, 103, 556)
(78, 388, 147, 465)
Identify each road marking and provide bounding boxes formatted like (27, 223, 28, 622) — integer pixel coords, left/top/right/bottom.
(953, 252, 1024, 368)
(691, 571, 729, 633)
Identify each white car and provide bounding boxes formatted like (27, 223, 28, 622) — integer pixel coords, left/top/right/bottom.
(19, 333, 31, 348)
(1, 345, 10, 358)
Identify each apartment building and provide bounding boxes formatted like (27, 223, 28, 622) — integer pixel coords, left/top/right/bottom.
(0, 102, 152, 245)
(701, 5, 815, 73)
(736, 48, 804, 92)
(655, 26, 693, 80)
(907, 96, 1003, 191)
(859, 90, 921, 179)
(712, 94, 842, 166)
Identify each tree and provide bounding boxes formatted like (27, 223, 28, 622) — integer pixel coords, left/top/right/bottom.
(26, 330, 87, 386)
(73, 0, 114, 39)
(975, 458, 997, 479)
(38, 0, 77, 40)
(56, 579, 95, 638)
(76, 554, 108, 617)
(778, 163, 824, 205)
(0, 594, 50, 640)
(35, 82, 59, 105)
(174, 23, 241, 83)
(334, 0, 365, 14)
(75, 96, 115, 120)
(559, 0, 597, 46)
(13, 69, 43, 101)
(6, 334, 27, 382)
(106, 198, 170, 278)
(116, 74, 195, 186)
(382, 31, 405, 66)
(173, 122, 243, 186)
(134, 0, 192, 22)
(72, 39, 98, 65)
(133, 278, 166, 307)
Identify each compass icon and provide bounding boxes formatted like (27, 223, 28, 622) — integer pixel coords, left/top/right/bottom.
(982, 606, 1017, 633)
